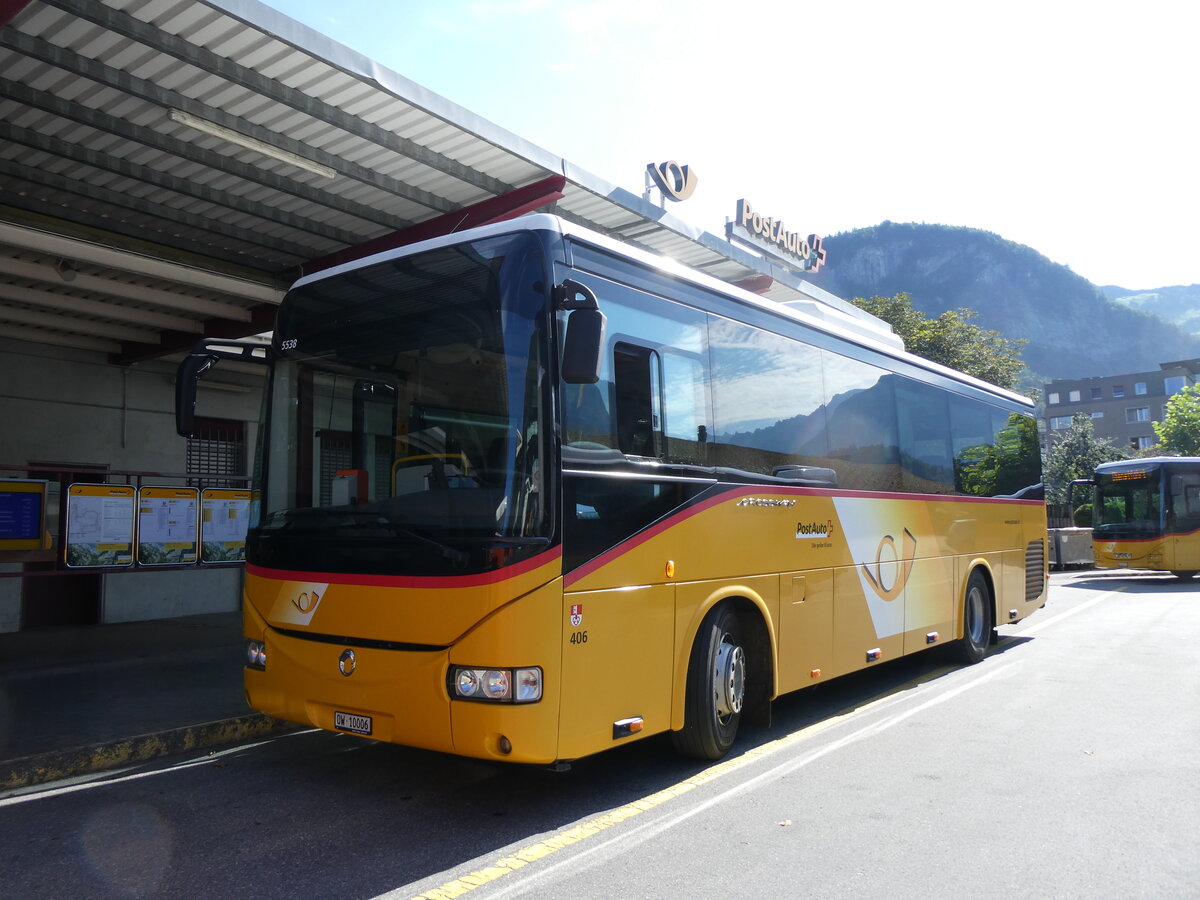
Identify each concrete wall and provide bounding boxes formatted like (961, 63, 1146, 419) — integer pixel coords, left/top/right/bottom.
(0, 337, 263, 632)
(0, 338, 262, 471)
(103, 566, 245, 623)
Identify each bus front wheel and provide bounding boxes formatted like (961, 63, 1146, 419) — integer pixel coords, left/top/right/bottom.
(672, 604, 746, 760)
(950, 570, 993, 665)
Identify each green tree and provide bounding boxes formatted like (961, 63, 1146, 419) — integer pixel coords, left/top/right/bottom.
(852, 293, 1027, 390)
(1153, 384, 1200, 455)
(1043, 413, 1125, 506)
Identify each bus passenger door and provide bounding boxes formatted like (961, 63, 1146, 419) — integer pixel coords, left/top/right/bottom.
(1169, 473, 1200, 571)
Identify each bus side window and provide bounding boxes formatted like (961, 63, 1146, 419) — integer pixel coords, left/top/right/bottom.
(822, 355, 901, 492)
(707, 316, 827, 476)
(896, 378, 953, 494)
(1171, 475, 1200, 527)
(662, 352, 706, 464)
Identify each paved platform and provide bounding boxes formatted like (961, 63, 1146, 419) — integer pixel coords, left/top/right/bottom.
(0, 610, 294, 790)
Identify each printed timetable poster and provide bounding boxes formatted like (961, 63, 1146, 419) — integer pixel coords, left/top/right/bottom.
(137, 486, 199, 566)
(65, 483, 135, 568)
(200, 488, 250, 563)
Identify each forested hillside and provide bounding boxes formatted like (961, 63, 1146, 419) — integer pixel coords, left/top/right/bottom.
(803, 222, 1200, 379)
(1103, 283, 1200, 337)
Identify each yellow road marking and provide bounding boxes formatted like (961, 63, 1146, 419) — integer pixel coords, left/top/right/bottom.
(409, 585, 1122, 900)
(407, 687, 917, 900)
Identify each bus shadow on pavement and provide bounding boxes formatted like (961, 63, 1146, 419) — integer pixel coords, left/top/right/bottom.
(1053, 570, 1198, 592)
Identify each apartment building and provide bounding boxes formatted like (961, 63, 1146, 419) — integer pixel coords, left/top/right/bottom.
(1043, 359, 1200, 450)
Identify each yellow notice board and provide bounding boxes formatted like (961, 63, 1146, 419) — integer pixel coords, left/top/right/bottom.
(137, 486, 199, 566)
(200, 488, 251, 563)
(65, 483, 135, 568)
(0, 479, 48, 551)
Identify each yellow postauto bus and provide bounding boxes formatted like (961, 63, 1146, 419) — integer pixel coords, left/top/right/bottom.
(177, 214, 1047, 765)
(1074, 458, 1200, 579)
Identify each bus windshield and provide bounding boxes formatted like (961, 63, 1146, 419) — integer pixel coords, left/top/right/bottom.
(1093, 466, 1163, 537)
(250, 232, 551, 576)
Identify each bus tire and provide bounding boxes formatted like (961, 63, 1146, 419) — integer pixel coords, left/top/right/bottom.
(950, 570, 992, 665)
(672, 604, 746, 760)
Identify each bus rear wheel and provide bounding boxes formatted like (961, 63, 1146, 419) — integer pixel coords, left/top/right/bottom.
(672, 604, 746, 760)
(950, 570, 993, 665)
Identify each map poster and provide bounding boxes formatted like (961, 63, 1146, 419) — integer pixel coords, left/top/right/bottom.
(200, 488, 251, 563)
(137, 486, 199, 566)
(65, 483, 135, 568)
(0, 479, 48, 551)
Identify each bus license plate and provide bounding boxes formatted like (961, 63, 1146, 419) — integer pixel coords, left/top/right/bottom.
(334, 711, 372, 735)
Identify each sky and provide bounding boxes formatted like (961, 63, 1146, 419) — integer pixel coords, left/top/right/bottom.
(261, 0, 1200, 290)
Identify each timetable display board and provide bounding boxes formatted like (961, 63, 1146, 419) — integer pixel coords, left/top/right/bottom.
(200, 488, 251, 563)
(137, 486, 199, 566)
(65, 483, 135, 568)
(0, 479, 48, 551)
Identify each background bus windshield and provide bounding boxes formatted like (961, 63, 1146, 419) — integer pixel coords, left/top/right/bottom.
(1095, 468, 1163, 537)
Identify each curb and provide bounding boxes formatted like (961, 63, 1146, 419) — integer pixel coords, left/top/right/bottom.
(1, 714, 298, 791)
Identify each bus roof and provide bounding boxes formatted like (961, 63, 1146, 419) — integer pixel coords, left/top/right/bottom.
(291, 213, 1034, 410)
(1096, 457, 1200, 472)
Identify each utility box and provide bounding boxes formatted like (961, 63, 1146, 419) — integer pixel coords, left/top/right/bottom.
(1050, 527, 1094, 569)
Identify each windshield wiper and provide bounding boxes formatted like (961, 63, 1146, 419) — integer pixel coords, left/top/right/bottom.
(353, 511, 473, 566)
(380, 520, 470, 567)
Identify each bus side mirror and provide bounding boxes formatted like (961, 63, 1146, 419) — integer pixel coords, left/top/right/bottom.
(175, 340, 271, 437)
(176, 351, 220, 437)
(562, 309, 606, 384)
(557, 279, 606, 385)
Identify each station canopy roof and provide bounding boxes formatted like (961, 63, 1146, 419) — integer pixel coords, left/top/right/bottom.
(0, 0, 879, 365)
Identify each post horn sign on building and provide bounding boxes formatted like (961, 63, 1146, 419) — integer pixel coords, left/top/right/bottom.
(726, 199, 827, 274)
(645, 160, 699, 202)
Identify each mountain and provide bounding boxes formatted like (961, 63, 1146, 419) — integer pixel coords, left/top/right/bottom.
(802, 222, 1200, 380)
(1101, 284, 1200, 337)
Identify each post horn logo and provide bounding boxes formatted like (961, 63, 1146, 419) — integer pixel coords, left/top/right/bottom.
(861, 528, 917, 602)
(646, 160, 699, 202)
(292, 590, 320, 614)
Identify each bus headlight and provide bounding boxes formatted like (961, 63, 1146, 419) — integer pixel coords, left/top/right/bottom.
(245, 639, 267, 670)
(455, 668, 479, 698)
(450, 666, 541, 703)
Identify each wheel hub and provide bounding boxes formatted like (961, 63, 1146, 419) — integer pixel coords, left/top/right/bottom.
(966, 585, 986, 645)
(713, 635, 746, 720)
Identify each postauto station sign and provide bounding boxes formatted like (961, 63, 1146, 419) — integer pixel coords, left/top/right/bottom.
(726, 199, 826, 274)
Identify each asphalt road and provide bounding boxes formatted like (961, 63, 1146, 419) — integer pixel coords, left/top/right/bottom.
(2, 570, 1197, 899)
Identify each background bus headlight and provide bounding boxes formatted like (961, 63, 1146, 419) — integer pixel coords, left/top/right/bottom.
(450, 666, 541, 703)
